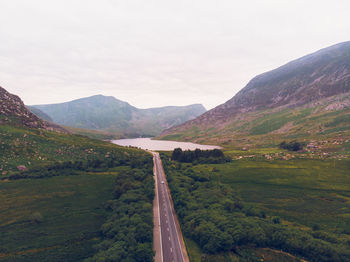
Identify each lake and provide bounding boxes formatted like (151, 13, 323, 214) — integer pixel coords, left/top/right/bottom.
(111, 138, 221, 151)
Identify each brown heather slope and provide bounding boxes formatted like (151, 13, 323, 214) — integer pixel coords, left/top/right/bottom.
(160, 42, 350, 146)
(0, 86, 66, 132)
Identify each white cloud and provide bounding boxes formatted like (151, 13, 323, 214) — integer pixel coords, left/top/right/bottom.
(0, 0, 349, 109)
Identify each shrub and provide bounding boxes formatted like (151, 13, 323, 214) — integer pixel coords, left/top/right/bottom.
(30, 212, 44, 224)
(279, 140, 306, 151)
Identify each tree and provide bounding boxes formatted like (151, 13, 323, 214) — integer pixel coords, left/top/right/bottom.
(172, 148, 183, 161)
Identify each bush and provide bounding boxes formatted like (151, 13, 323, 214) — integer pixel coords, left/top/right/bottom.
(30, 212, 43, 224)
(279, 140, 306, 151)
(272, 216, 281, 224)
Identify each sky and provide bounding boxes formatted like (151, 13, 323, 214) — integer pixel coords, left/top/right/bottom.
(1, 0, 349, 110)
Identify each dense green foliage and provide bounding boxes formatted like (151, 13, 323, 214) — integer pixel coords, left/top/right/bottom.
(279, 140, 306, 151)
(171, 148, 228, 164)
(85, 157, 154, 262)
(2, 152, 143, 181)
(161, 154, 350, 261)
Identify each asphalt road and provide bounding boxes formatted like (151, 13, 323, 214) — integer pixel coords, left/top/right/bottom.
(152, 152, 188, 262)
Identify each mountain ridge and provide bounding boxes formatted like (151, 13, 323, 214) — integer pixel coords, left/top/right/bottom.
(160, 41, 350, 146)
(31, 95, 206, 137)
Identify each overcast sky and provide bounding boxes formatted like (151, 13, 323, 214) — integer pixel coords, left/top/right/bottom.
(1, 0, 349, 109)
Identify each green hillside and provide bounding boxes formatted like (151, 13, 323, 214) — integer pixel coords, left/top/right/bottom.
(160, 94, 350, 158)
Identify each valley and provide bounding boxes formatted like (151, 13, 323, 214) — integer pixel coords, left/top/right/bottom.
(1, 40, 350, 262)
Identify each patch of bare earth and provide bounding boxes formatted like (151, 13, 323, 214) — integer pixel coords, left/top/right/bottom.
(271, 121, 294, 134)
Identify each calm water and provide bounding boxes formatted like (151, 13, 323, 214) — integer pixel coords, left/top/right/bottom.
(111, 138, 221, 151)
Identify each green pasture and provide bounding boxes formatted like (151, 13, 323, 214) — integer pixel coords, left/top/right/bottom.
(0, 172, 120, 262)
(192, 159, 350, 233)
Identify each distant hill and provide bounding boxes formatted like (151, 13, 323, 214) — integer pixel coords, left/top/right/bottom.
(159, 41, 350, 147)
(31, 95, 206, 137)
(26, 106, 53, 122)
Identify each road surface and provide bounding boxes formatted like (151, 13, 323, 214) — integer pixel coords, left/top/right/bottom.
(152, 152, 189, 262)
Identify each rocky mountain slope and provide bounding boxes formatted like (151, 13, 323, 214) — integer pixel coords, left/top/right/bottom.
(31, 95, 206, 137)
(0, 86, 63, 132)
(160, 41, 350, 146)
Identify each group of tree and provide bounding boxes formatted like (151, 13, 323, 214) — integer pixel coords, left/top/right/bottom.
(160, 154, 350, 261)
(171, 148, 229, 164)
(85, 156, 154, 262)
(2, 152, 149, 180)
(279, 140, 306, 151)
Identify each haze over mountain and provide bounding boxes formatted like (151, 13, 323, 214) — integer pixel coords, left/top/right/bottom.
(31, 95, 206, 137)
(160, 41, 350, 145)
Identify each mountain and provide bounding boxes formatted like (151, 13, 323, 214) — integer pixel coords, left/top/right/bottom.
(159, 42, 350, 146)
(0, 86, 64, 132)
(0, 86, 147, 171)
(26, 106, 53, 122)
(31, 95, 206, 137)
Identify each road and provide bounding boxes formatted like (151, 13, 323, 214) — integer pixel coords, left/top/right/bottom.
(152, 152, 189, 262)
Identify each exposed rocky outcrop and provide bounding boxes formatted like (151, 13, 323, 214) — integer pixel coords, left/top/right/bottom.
(0, 86, 66, 132)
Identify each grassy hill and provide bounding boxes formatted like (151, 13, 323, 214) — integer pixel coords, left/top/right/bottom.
(160, 94, 350, 159)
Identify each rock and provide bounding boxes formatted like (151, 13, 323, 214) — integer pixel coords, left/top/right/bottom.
(17, 165, 28, 171)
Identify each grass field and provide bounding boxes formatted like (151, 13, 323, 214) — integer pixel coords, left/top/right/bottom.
(161, 153, 350, 261)
(191, 159, 350, 234)
(0, 171, 125, 262)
